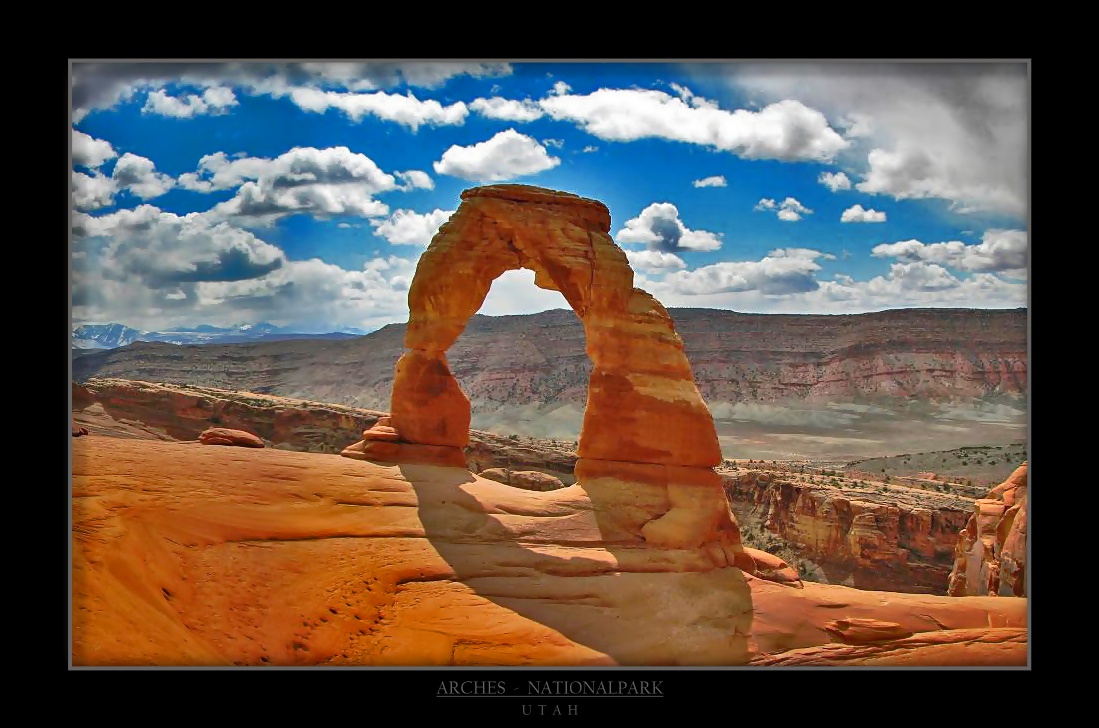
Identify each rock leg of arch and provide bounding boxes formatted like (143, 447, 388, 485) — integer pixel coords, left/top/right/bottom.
(342, 184, 745, 566)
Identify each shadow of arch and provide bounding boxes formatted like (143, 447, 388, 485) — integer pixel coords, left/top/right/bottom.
(341, 185, 754, 664)
(396, 462, 754, 666)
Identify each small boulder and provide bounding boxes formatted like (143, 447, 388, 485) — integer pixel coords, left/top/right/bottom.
(72, 422, 89, 437)
(741, 546, 803, 587)
(479, 467, 565, 491)
(509, 470, 565, 492)
(199, 427, 265, 448)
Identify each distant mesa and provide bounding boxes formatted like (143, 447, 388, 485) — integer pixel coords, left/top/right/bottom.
(342, 183, 744, 563)
(198, 427, 265, 448)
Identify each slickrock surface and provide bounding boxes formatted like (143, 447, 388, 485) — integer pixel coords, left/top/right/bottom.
(72, 438, 751, 666)
(71, 438, 1026, 666)
(947, 462, 1028, 597)
(750, 627, 1026, 666)
(344, 185, 738, 557)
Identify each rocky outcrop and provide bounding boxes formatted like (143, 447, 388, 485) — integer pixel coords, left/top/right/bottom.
(198, 427, 265, 448)
(479, 468, 565, 491)
(72, 422, 89, 437)
(724, 468, 972, 593)
(343, 184, 741, 559)
(947, 461, 1027, 597)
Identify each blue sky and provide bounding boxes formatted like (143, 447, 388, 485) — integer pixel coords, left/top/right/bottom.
(71, 61, 1028, 333)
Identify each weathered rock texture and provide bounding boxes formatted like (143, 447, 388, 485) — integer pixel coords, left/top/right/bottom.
(724, 468, 972, 593)
(72, 437, 1026, 666)
(342, 184, 738, 557)
(947, 461, 1027, 597)
(199, 428, 265, 448)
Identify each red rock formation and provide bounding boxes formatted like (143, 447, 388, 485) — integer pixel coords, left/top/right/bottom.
(947, 461, 1027, 597)
(342, 184, 739, 559)
(724, 468, 972, 593)
(198, 428, 265, 448)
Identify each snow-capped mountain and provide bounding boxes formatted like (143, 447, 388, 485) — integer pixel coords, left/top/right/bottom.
(71, 322, 366, 350)
(71, 323, 143, 349)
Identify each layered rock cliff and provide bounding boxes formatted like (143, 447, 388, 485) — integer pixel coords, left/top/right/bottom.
(723, 468, 974, 594)
(71, 308, 1027, 414)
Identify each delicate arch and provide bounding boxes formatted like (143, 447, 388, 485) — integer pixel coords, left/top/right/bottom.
(342, 184, 721, 470)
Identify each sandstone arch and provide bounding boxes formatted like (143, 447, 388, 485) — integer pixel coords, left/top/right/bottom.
(343, 184, 745, 558)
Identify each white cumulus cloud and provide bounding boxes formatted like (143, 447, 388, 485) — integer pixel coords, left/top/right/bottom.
(72, 129, 117, 169)
(180, 147, 401, 225)
(693, 175, 727, 188)
(111, 153, 175, 199)
(395, 170, 434, 190)
(539, 88, 848, 162)
(666, 248, 830, 295)
(871, 229, 1026, 277)
(72, 171, 116, 210)
(840, 204, 886, 223)
(616, 202, 722, 252)
(756, 196, 812, 221)
(625, 249, 688, 272)
(281, 87, 468, 131)
(819, 171, 852, 191)
(370, 208, 455, 246)
(433, 129, 560, 182)
(470, 97, 544, 122)
(142, 86, 238, 118)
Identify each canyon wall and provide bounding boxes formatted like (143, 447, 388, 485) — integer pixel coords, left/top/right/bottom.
(723, 469, 973, 594)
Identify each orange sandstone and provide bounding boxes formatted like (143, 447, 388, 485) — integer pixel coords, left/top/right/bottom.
(947, 461, 1027, 597)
